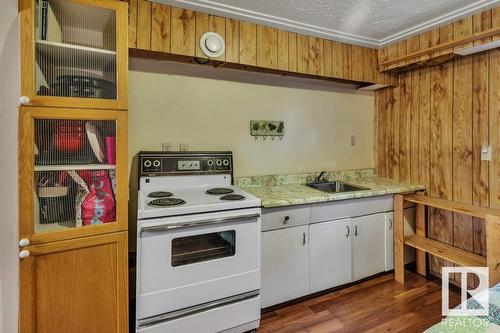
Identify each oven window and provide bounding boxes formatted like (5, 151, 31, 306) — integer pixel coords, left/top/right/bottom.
(171, 230, 236, 267)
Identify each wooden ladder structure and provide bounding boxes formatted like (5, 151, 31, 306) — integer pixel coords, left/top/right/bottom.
(394, 193, 500, 287)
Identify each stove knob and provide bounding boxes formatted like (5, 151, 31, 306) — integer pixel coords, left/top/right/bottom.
(222, 159, 230, 166)
(216, 160, 222, 166)
(144, 160, 152, 167)
(153, 160, 161, 167)
(207, 160, 214, 166)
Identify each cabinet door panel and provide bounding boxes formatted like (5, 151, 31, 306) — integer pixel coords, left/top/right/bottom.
(20, 232, 128, 333)
(352, 213, 386, 281)
(261, 226, 309, 307)
(309, 219, 352, 293)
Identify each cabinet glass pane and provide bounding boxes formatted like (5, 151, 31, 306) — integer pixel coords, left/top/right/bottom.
(35, 0, 117, 100)
(34, 119, 117, 233)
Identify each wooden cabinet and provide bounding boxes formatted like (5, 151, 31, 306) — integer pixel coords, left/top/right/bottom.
(261, 226, 310, 308)
(352, 213, 386, 281)
(19, 0, 129, 109)
(18, 1, 129, 330)
(309, 218, 352, 293)
(19, 232, 128, 333)
(19, 107, 128, 245)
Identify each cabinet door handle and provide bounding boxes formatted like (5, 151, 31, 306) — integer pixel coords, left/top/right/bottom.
(302, 232, 306, 246)
(283, 216, 290, 225)
(19, 250, 30, 259)
(346, 225, 350, 238)
(389, 218, 393, 230)
(354, 225, 358, 236)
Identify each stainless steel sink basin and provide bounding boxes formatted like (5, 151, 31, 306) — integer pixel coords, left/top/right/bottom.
(306, 181, 369, 193)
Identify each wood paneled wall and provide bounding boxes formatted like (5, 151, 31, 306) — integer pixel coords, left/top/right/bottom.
(375, 48, 500, 276)
(125, 0, 397, 85)
(379, 8, 500, 71)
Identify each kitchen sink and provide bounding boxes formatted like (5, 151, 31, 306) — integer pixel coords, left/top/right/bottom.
(306, 181, 369, 193)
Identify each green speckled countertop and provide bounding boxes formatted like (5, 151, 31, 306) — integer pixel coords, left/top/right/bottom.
(235, 169, 424, 208)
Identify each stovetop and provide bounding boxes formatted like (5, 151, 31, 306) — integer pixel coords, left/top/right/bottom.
(138, 184, 261, 219)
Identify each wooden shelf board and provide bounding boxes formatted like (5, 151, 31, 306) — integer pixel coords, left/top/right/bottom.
(35, 164, 116, 171)
(404, 194, 500, 219)
(404, 235, 486, 267)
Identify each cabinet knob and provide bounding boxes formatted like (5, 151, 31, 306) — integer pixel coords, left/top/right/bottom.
(346, 225, 350, 238)
(19, 250, 30, 259)
(354, 225, 358, 236)
(389, 218, 393, 230)
(283, 216, 290, 224)
(19, 96, 30, 105)
(19, 238, 30, 247)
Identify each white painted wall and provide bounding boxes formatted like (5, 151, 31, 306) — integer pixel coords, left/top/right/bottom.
(0, 0, 19, 332)
(129, 58, 374, 177)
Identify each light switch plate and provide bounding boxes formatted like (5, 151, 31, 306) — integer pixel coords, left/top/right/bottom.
(481, 144, 491, 161)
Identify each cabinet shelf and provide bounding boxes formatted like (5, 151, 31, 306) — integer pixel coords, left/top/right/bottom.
(35, 164, 116, 171)
(36, 40, 116, 70)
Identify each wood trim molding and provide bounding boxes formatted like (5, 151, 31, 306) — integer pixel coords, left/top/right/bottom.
(381, 27, 500, 67)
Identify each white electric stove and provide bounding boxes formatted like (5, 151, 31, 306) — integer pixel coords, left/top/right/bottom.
(135, 151, 261, 333)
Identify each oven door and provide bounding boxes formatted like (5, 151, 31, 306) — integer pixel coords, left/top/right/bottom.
(137, 208, 261, 319)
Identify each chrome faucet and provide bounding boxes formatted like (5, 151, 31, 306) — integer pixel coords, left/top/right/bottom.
(315, 171, 327, 182)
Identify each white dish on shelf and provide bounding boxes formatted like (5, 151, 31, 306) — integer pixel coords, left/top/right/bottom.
(85, 122, 106, 163)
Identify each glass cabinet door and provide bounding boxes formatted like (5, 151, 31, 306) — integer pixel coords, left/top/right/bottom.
(19, 107, 127, 243)
(20, 0, 128, 109)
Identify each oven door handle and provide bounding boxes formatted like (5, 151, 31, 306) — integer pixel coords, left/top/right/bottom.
(140, 213, 260, 234)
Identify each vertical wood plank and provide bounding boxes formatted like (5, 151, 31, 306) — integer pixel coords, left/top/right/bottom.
(429, 28, 441, 58)
(419, 31, 432, 61)
(429, 62, 454, 275)
(396, 40, 407, 67)
(239, 22, 257, 66)
(209, 15, 226, 61)
(127, 0, 138, 48)
(136, 0, 152, 50)
(406, 36, 420, 66)
(493, 7, 500, 41)
(225, 19, 240, 63)
(342, 43, 352, 80)
(256, 26, 278, 69)
(331, 41, 344, 78)
(453, 17, 473, 51)
(288, 32, 297, 72)
(490, 48, 500, 209)
(351, 45, 363, 81)
(440, 23, 454, 55)
(386, 86, 400, 180)
(323, 39, 333, 78)
(486, 215, 500, 286)
(399, 72, 411, 181)
(410, 68, 420, 183)
(452, 57, 474, 259)
(386, 43, 399, 69)
(170, 7, 196, 56)
(151, 3, 170, 53)
(194, 12, 209, 58)
(375, 90, 387, 177)
(473, 10, 492, 46)
(297, 34, 309, 74)
(418, 68, 431, 191)
(308, 37, 324, 76)
(472, 52, 490, 256)
(277, 30, 289, 71)
(362, 47, 376, 83)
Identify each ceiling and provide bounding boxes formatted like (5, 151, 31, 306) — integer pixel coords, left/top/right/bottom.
(154, 0, 499, 47)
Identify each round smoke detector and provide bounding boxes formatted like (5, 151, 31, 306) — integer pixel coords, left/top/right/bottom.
(199, 32, 225, 58)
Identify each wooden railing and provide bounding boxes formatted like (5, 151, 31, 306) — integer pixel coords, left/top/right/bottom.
(394, 193, 500, 287)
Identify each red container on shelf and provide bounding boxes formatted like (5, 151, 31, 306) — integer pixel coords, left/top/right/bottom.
(54, 121, 85, 153)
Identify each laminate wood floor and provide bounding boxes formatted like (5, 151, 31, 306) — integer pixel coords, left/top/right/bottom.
(258, 271, 461, 333)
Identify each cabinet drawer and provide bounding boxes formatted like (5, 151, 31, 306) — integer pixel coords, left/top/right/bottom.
(310, 195, 393, 223)
(261, 205, 311, 231)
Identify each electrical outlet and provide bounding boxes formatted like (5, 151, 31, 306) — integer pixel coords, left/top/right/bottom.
(350, 134, 356, 146)
(481, 144, 491, 161)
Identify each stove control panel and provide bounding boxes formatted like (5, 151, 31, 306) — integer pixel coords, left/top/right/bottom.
(139, 151, 233, 176)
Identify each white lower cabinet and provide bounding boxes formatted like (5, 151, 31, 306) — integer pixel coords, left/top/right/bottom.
(261, 225, 310, 308)
(352, 213, 386, 281)
(385, 208, 416, 271)
(309, 218, 352, 293)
